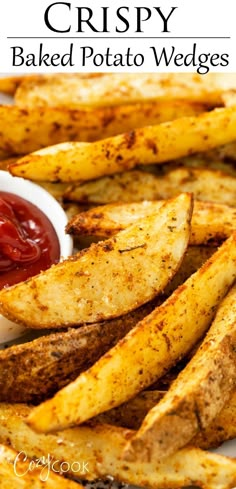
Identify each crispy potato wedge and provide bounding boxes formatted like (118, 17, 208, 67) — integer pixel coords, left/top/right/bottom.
(14, 73, 236, 108)
(1, 404, 236, 489)
(27, 234, 236, 433)
(64, 167, 236, 205)
(0, 102, 207, 158)
(10, 107, 236, 182)
(0, 443, 81, 488)
(100, 389, 236, 449)
(0, 194, 192, 329)
(124, 284, 236, 461)
(0, 302, 156, 403)
(66, 200, 236, 246)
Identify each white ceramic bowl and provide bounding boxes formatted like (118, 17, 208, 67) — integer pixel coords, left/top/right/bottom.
(0, 170, 73, 343)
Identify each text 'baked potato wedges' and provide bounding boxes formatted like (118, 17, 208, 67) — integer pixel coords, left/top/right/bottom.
(0, 193, 192, 329)
(10, 107, 236, 182)
(124, 283, 236, 462)
(1, 404, 236, 489)
(64, 167, 236, 206)
(27, 233, 236, 433)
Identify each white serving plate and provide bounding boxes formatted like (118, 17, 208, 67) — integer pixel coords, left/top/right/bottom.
(0, 77, 235, 484)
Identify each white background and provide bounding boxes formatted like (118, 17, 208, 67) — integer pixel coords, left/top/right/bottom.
(0, 0, 235, 72)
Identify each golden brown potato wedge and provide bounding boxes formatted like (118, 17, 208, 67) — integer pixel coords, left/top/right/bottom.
(1, 404, 236, 489)
(14, 72, 236, 108)
(27, 234, 236, 433)
(66, 200, 236, 246)
(124, 284, 236, 462)
(99, 389, 236, 449)
(64, 167, 236, 205)
(10, 107, 236, 182)
(0, 302, 156, 403)
(0, 102, 208, 158)
(0, 194, 192, 329)
(0, 443, 81, 488)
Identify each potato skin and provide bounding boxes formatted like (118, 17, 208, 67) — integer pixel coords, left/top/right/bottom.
(0, 302, 155, 403)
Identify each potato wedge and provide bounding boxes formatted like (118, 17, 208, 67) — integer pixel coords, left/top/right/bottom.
(14, 73, 236, 108)
(0, 302, 155, 403)
(1, 404, 236, 489)
(27, 234, 236, 433)
(0, 194, 192, 328)
(66, 200, 236, 246)
(64, 167, 236, 206)
(100, 389, 236, 449)
(10, 107, 236, 182)
(0, 102, 207, 158)
(0, 443, 81, 488)
(124, 283, 236, 462)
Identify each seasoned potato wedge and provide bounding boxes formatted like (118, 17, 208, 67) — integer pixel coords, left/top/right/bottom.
(100, 389, 236, 449)
(0, 194, 192, 328)
(1, 404, 236, 489)
(27, 234, 236, 433)
(124, 284, 236, 461)
(66, 200, 236, 246)
(10, 107, 236, 182)
(14, 73, 236, 108)
(0, 443, 81, 488)
(0, 102, 207, 157)
(0, 303, 156, 403)
(64, 167, 236, 206)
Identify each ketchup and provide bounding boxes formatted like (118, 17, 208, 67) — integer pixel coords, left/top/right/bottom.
(0, 192, 60, 289)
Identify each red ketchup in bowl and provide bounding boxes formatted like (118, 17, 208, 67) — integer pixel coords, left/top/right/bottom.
(0, 191, 60, 289)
